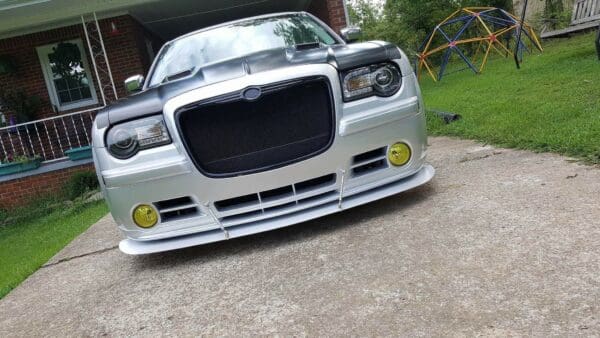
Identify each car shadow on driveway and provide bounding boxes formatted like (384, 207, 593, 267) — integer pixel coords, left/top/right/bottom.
(130, 182, 438, 270)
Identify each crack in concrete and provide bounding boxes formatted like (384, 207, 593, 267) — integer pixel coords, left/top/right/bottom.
(460, 154, 491, 163)
(42, 246, 118, 268)
(459, 151, 503, 163)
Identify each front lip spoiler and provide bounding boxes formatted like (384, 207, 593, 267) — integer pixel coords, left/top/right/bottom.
(119, 164, 435, 255)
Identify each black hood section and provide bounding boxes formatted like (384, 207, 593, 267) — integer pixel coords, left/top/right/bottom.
(96, 41, 401, 128)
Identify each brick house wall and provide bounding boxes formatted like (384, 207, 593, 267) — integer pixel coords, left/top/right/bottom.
(308, 0, 348, 33)
(0, 15, 157, 120)
(0, 163, 94, 209)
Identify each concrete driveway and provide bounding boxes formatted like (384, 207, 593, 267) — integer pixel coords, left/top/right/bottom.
(1, 137, 599, 336)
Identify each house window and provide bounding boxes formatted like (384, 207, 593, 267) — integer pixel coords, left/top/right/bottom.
(37, 39, 98, 111)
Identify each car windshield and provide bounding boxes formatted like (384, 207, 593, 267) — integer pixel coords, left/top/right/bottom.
(147, 15, 339, 87)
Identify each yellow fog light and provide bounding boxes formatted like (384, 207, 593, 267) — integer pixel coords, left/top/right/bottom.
(388, 142, 411, 166)
(133, 204, 158, 228)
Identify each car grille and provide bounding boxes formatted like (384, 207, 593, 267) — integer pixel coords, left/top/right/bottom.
(176, 76, 335, 177)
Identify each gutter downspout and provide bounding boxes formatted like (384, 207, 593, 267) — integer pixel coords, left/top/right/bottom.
(342, 0, 351, 26)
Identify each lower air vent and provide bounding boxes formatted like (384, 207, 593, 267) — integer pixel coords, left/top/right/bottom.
(261, 185, 294, 202)
(353, 147, 386, 164)
(353, 159, 387, 176)
(161, 207, 198, 222)
(214, 193, 260, 211)
(154, 196, 200, 222)
(295, 174, 336, 193)
(220, 191, 338, 224)
(351, 147, 388, 177)
(214, 173, 337, 213)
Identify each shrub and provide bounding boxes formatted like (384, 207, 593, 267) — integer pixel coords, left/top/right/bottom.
(0, 195, 62, 226)
(63, 171, 99, 200)
(532, 0, 572, 31)
(0, 209, 7, 222)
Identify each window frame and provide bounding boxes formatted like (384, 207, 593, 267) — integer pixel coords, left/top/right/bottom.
(36, 39, 99, 112)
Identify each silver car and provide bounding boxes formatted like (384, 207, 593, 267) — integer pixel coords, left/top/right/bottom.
(92, 12, 435, 255)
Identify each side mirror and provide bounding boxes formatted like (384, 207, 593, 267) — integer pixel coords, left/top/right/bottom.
(340, 27, 362, 43)
(125, 75, 144, 94)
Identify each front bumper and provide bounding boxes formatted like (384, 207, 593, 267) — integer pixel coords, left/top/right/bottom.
(119, 164, 434, 255)
(93, 63, 434, 254)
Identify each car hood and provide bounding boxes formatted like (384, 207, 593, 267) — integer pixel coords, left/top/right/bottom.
(96, 41, 401, 128)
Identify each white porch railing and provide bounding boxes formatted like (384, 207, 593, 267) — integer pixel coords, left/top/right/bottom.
(572, 0, 600, 25)
(0, 12, 117, 166)
(0, 108, 100, 164)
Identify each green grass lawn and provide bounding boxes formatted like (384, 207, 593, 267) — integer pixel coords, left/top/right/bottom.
(0, 201, 108, 299)
(421, 32, 600, 163)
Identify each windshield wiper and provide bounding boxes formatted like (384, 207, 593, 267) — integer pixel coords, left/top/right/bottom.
(162, 67, 195, 83)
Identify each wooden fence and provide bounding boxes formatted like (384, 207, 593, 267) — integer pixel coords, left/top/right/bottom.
(572, 0, 600, 25)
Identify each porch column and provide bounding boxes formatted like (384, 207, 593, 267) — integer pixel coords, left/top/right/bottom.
(81, 12, 119, 106)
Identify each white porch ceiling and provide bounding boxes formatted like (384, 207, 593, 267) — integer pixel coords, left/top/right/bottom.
(0, 0, 156, 38)
(131, 0, 312, 39)
(0, 0, 312, 40)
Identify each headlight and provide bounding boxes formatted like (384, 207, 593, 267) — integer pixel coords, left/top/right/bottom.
(106, 115, 171, 159)
(341, 63, 402, 101)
